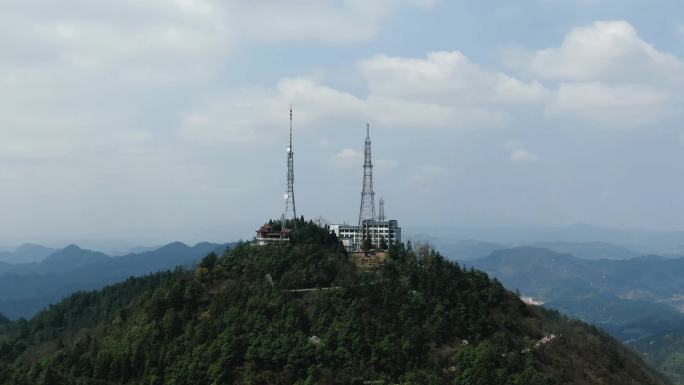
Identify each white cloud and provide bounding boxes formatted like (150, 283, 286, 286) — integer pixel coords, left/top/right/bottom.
(179, 77, 365, 145)
(0, 0, 444, 97)
(332, 148, 363, 168)
(1, 1, 231, 85)
(505, 20, 684, 128)
(21, 17, 682, 164)
(503, 141, 538, 163)
(359, 51, 548, 129)
(509, 20, 684, 84)
(360, 51, 548, 104)
(228, 0, 439, 44)
(510, 149, 539, 163)
(183, 24, 684, 144)
(0, 5, 683, 242)
(546, 82, 672, 128)
(0, 1, 437, 77)
(0, 1, 452, 243)
(182, 51, 549, 144)
(157, 22, 684, 148)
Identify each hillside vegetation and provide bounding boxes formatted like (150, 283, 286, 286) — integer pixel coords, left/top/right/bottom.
(466, 246, 684, 383)
(0, 220, 670, 385)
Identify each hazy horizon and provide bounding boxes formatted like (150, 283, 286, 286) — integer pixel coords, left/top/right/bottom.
(5, 221, 684, 256)
(2, 1, 684, 247)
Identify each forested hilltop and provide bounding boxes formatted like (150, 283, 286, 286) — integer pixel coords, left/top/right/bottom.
(0, 219, 670, 384)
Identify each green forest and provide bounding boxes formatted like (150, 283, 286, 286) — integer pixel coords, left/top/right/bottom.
(0, 219, 671, 384)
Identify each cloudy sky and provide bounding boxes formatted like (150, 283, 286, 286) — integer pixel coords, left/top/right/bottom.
(1, 0, 684, 248)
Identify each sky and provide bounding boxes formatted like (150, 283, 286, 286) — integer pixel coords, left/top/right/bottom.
(1, 0, 684, 248)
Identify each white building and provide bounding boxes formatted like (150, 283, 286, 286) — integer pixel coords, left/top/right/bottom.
(330, 220, 401, 251)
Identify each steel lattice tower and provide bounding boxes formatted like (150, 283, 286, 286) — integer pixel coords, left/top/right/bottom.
(283, 107, 297, 222)
(378, 198, 385, 222)
(358, 123, 376, 227)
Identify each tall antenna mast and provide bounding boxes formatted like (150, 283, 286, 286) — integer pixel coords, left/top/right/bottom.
(283, 106, 297, 223)
(378, 198, 385, 222)
(358, 123, 376, 227)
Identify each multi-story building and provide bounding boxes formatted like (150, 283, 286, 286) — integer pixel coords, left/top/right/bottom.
(330, 220, 401, 251)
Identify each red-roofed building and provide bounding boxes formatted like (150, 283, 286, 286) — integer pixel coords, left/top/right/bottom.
(255, 223, 291, 246)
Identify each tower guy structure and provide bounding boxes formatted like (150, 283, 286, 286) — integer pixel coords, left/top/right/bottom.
(378, 198, 385, 222)
(358, 123, 376, 227)
(331, 123, 401, 251)
(256, 111, 402, 251)
(255, 107, 298, 246)
(283, 107, 297, 221)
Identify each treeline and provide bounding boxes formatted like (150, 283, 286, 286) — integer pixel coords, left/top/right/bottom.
(0, 220, 670, 385)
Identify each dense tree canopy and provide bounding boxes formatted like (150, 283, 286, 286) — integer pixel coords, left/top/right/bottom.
(0, 220, 670, 385)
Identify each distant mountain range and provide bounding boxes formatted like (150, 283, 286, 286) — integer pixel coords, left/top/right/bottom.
(0, 241, 233, 319)
(409, 236, 510, 260)
(529, 241, 640, 260)
(462, 246, 684, 383)
(413, 235, 642, 261)
(411, 223, 684, 256)
(468, 247, 684, 305)
(0, 245, 110, 275)
(0, 243, 59, 264)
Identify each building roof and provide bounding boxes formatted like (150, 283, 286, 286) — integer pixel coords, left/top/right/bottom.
(256, 223, 291, 239)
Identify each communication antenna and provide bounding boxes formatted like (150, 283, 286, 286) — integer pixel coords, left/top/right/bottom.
(358, 123, 376, 227)
(283, 106, 297, 224)
(378, 198, 385, 222)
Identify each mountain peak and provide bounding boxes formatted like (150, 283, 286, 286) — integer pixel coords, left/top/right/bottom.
(62, 244, 83, 252)
(159, 241, 190, 250)
(41, 244, 109, 269)
(5, 243, 59, 263)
